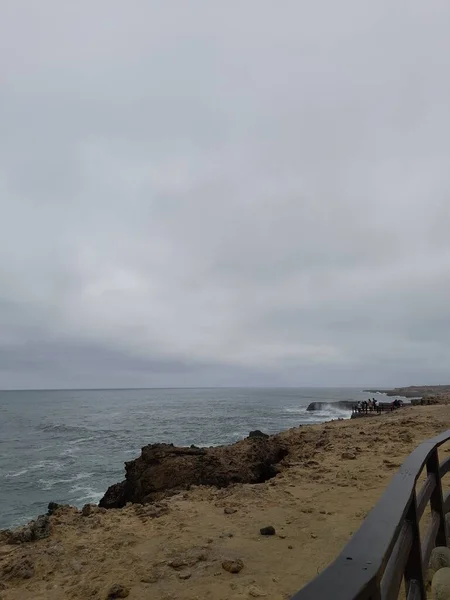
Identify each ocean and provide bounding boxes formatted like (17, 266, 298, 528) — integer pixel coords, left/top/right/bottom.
(0, 387, 380, 529)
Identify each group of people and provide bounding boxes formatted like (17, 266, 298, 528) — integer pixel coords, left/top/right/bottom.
(354, 398, 380, 413)
(353, 397, 404, 414)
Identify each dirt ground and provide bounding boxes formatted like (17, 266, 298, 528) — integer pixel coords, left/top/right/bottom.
(1, 405, 450, 600)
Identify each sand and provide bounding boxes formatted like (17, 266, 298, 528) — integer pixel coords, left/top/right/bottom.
(1, 404, 450, 600)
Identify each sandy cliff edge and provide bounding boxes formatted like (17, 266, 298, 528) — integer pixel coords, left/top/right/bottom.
(1, 405, 450, 600)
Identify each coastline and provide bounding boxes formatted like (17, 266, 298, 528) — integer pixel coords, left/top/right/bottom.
(2, 404, 450, 599)
(363, 384, 450, 400)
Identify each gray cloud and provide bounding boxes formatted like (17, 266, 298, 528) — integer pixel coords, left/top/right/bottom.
(1, 1, 450, 388)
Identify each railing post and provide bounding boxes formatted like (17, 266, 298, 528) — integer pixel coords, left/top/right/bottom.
(404, 492, 426, 600)
(427, 448, 447, 547)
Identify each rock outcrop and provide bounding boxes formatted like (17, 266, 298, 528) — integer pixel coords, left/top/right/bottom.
(2, 514, 50, 544)
(99, 437, 288, 509)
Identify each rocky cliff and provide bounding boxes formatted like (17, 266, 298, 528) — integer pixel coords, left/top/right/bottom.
(99, 433, 288, 509)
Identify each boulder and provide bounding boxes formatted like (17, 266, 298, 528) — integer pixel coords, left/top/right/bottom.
(430, 547, 450, 572)
(432, 567, 450, 600)
(100, 438, 288, 509)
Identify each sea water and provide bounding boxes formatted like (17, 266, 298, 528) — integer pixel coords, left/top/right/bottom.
(0, 387, 378, 528)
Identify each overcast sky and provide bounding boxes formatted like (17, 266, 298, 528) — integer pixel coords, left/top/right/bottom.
(1, 1, 450, 389)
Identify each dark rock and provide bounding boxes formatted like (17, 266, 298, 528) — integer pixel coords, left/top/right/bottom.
(222, 559, 244, 574)
(99, 482, 127, 510)
(260, 526, 276, 536)
(100, 438, 288, 509)
(47, 502, 61, 516)
(33, 515, 50, 539)
(248, 430, 269, 439)
(82, 504, 92, 517)
(5, 515, 50, 544)
(106, 583, 129, 598)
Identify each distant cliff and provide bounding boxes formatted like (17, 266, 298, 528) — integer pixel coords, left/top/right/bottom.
(364, 385, 450, 399)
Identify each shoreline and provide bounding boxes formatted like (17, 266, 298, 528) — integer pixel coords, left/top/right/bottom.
(2, 404, 450, 599)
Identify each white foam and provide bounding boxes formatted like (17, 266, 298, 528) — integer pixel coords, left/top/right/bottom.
(38, 472, 94, 490)
(5, 468, 29, 478)
(70, 485, 104, 505)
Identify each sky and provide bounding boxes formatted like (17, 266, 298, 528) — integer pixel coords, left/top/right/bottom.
(1, 1, 450, 389)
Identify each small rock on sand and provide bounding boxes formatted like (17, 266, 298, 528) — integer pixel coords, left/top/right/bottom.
(224, 507, 237, 514)
(260, 526, 276, 536)
(222, 559, 244, 574)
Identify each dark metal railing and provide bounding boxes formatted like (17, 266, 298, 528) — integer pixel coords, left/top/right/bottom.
(290, 429, 450, 600)
(351, 403, 405, 416)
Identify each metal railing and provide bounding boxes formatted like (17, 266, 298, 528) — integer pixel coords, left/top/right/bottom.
(290, 429, 450, 600)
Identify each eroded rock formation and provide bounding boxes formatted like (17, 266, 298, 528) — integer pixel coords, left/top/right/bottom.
(99, 435, 288, 509)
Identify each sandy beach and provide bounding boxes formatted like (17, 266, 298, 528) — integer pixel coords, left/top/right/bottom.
(1, 404, 450, 600)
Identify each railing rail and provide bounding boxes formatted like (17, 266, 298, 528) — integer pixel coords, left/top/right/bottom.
(290, 430, 450, 600)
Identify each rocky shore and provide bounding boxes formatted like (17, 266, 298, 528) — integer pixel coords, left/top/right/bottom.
(2, 404, 450, 600)
(364, 385, 450, 403)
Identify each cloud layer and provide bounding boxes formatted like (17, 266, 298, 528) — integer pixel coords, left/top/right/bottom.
(1, 1, 450, 388)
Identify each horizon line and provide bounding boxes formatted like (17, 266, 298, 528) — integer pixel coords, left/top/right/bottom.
(0, 385, 387, 392)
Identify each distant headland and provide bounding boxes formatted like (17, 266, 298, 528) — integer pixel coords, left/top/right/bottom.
(363, 385, 450, 403)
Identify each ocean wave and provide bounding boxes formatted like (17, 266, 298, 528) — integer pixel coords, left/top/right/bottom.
(5, 460, 63, 478)
(69, 484, 104, 505)
(37, 423, 90, 434)
(67, 437, 96, 445)
(38, 472, 94, 491)
(5, 468, 29, 478)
